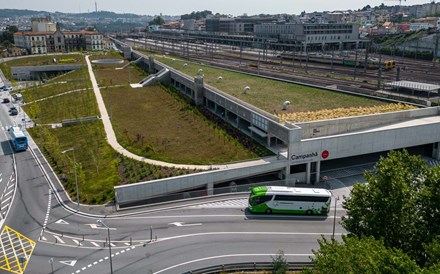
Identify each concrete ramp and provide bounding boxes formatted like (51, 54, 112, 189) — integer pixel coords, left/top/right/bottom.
(136, 68, 170, 87)
(120, 57, 143, 70)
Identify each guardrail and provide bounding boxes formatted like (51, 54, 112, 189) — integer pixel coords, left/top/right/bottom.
(182, 262, 314, 274)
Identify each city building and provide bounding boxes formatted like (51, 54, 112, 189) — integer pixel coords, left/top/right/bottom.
(14, 17, 104, 54)
(254, 22, 360, 50)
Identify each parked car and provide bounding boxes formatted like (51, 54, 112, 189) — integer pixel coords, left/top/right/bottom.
(2, 98, 10, 103)
(4, 86, 13, 92)
(9, 106, 18, 115)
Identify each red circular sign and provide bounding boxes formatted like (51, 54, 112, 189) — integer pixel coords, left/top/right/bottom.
(322, 150, 329, 159)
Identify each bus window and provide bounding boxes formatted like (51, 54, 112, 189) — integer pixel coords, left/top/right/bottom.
(249, 195, 273, 206)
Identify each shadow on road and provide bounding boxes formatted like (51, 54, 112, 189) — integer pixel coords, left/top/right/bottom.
(243, 208, 329, 221)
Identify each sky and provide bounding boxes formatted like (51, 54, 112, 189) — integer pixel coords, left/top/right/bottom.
(1, 0, 434, 16)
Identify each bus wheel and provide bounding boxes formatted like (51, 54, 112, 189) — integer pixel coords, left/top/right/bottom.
(265, 209, 272, 214)
(306, 210, 313, 215)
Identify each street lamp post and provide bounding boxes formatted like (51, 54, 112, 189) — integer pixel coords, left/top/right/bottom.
(97, 219, 113, 274)
(49, 257, 54, 274)
(332, 196, 339, 239)
(62, 148, 79, 210)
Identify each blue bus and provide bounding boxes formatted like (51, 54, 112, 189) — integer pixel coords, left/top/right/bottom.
(9, 126, 28, 151)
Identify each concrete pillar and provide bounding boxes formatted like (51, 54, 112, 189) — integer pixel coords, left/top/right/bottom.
(306, 162, 311, 184)
(339, 42, 343, 51)
(123, 46, 132, 59)
(194, 76, 205, 105)
(207, 181, 214, 195)
(148, 56, 155, 74)
(315, 160, 321, 184)
(285, 165, 292, 185)
(433, 142, 440, 160)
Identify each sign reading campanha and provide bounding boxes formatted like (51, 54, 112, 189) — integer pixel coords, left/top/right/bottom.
(290, 150, 330, 162)
(291, 152, 318, 161)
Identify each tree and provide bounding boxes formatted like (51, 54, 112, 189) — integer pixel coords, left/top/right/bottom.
(303, 236, 421, 274)
(149, 16, 164, 26)
(181, 10, 212, 20)
(343, 150, 427, 253)
(1, 25, 18, 45)
(272, 250, 288, 274)
(361, 4, 371, 11)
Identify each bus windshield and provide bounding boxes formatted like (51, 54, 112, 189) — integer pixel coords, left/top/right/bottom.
(16, 137, 27, 143)
(249, 195, 273, 206)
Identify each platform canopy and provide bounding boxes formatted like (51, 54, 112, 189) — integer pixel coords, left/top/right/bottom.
(385, 81, 440, 93)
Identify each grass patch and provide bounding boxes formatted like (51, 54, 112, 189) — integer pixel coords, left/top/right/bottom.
(21, 67, 91, 101)
(23, 88, 98, 124)
(28, 122, 197, 204)
(153, 54, 388, 115)
(94, 65, 147, 86)
(101, 84, 258, 164)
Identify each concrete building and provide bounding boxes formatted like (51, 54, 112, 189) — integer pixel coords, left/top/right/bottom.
(254, 23, 360, 50)
(14, 29, 104, 54)
(14, 16, 104, 54)
(31, 16, 56, 32)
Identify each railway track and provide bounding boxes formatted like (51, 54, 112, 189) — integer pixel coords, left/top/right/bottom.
(126, 38, 440, 94)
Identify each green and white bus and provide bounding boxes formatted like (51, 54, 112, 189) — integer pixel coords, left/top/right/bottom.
(248, 186, 332, 215)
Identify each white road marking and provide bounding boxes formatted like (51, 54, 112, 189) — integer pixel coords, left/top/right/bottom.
(1, 196, 11, 204)
(90, 241, 99, 247)
(55, 219, 69, 225)
(169, 222, 202, 227)
(85, 224, 116, 230)
(54, 235, 65, 244)
(60, 260, 77, 266)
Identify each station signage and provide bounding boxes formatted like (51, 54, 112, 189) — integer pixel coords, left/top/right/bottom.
(290, 150, 330, 162)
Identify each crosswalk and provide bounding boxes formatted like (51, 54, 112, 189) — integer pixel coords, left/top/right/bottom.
(188, 198, 248, 209)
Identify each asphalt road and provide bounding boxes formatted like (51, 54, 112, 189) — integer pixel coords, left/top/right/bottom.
(0, 88, 348, 274)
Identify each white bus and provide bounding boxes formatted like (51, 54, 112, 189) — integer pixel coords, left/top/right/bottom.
(248, 186, 332, 215)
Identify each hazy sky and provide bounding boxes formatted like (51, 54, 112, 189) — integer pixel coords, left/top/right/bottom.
(1, 0, 433, 16)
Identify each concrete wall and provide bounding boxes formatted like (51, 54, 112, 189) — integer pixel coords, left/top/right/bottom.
(296, 107, 439, 139)
(397, 33, 440, 58)
(289, 115, 440, 164)
(115, 159, 287, 206)
(11, 65, 83, 80)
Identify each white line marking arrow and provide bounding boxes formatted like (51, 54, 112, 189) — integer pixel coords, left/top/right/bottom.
(85, 224, 117, 230)
(169, 222, 202, 227)
(55, 219, 69, 225)
(59, 260, 77, 266)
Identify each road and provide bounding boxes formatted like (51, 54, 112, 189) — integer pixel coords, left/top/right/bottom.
(0, 88, 352, 274)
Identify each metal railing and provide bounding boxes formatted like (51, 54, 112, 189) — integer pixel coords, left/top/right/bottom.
(182, 261, 313, 274)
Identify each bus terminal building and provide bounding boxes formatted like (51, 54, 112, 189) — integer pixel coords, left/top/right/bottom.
(113, 42, 440, 207)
